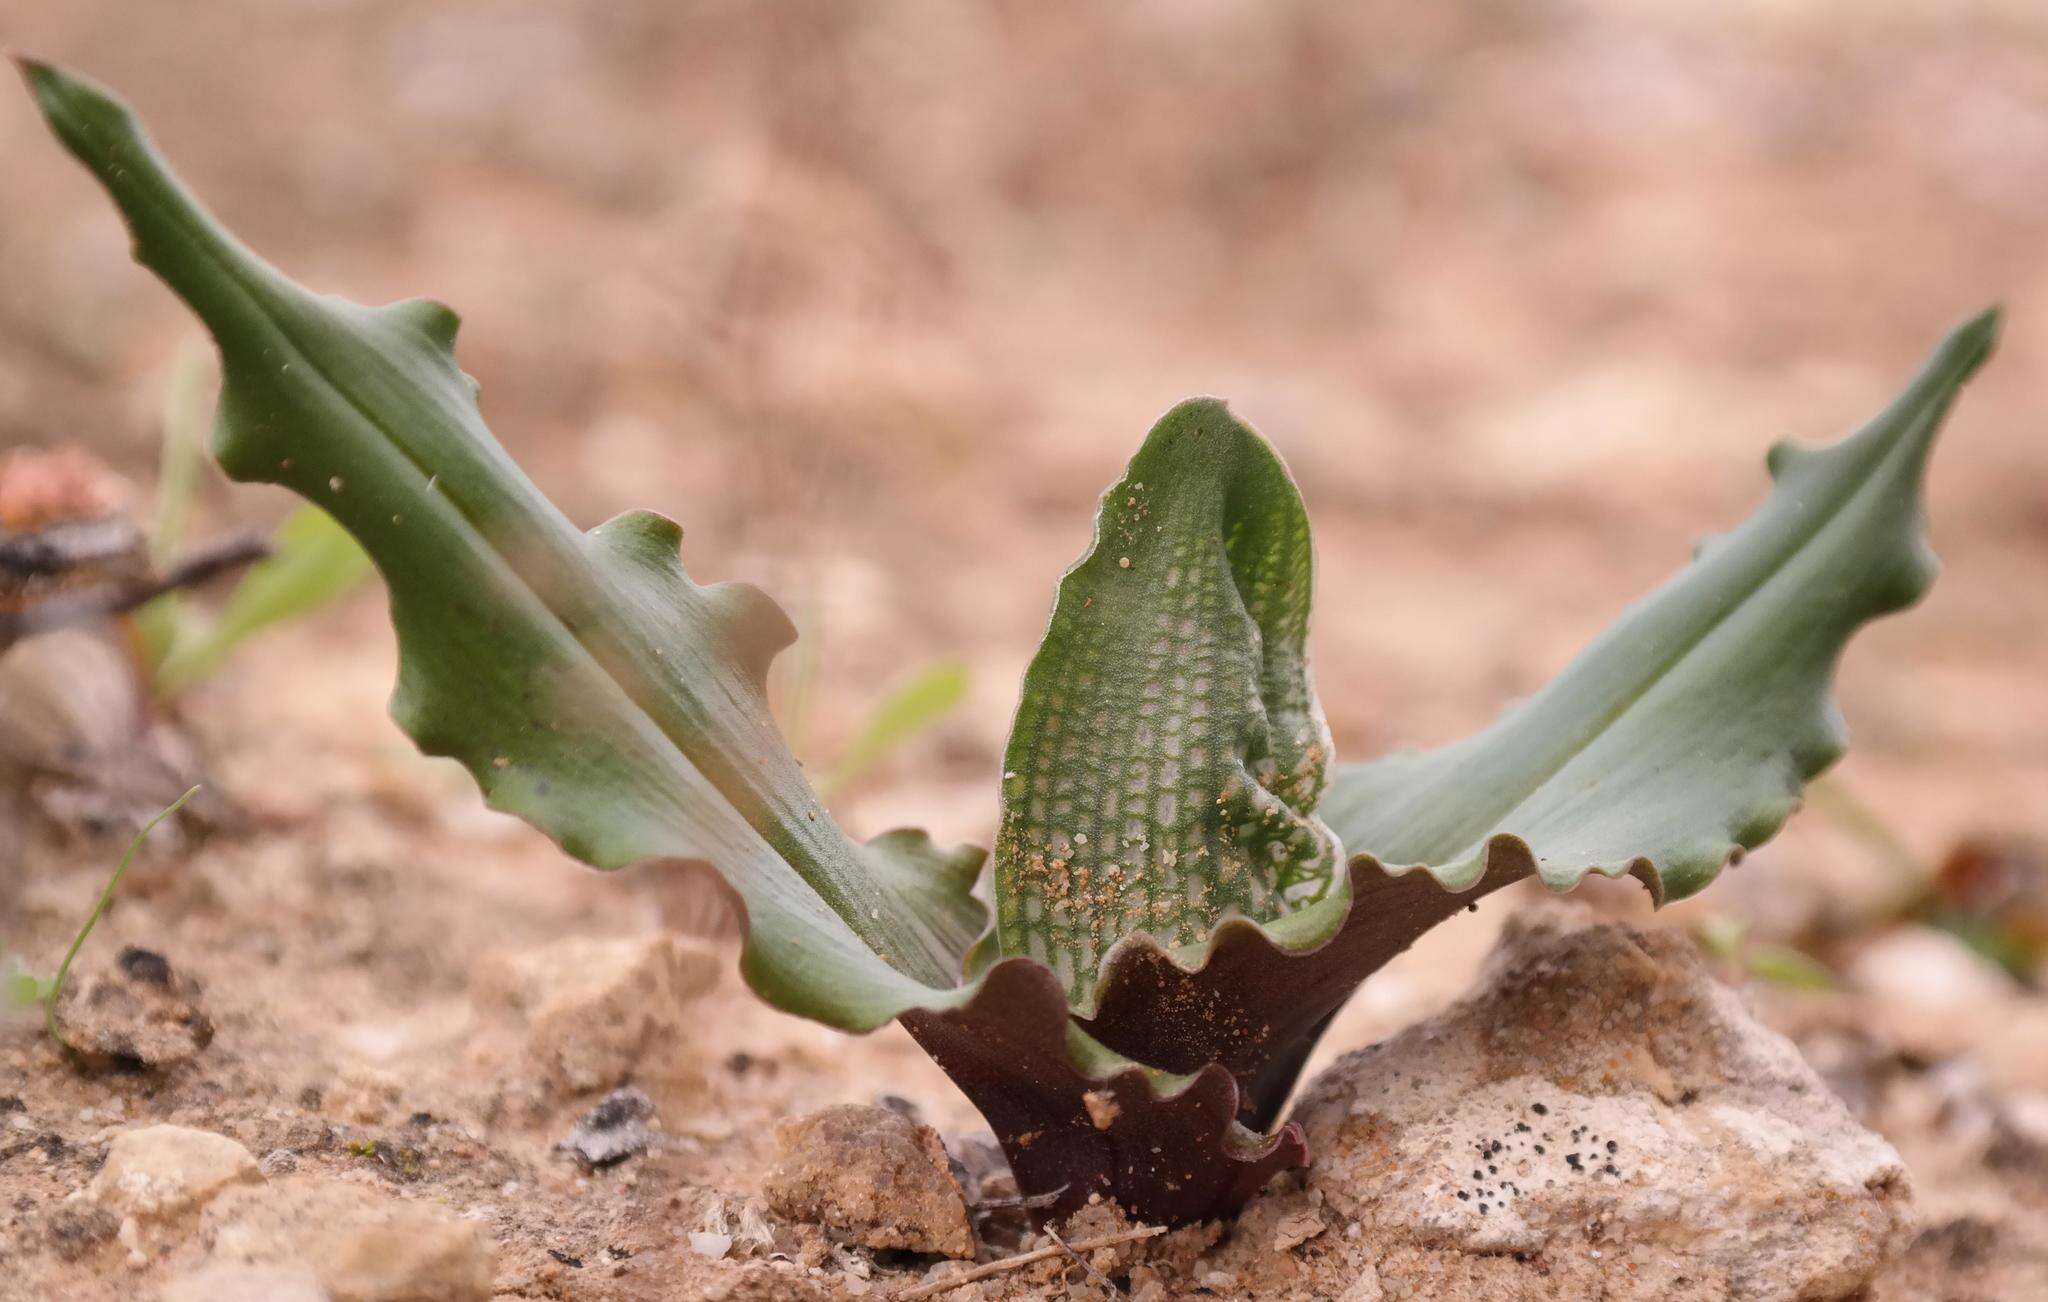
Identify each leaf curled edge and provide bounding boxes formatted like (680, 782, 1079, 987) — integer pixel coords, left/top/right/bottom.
(1323, 307, 1997, 903)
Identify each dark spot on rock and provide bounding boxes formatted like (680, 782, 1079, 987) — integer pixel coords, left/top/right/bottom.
(1531, 1103, 1548, 1116)
(116, 947, 173, 987)
(548, 1249, 584, 1268)
(1606, 1140, 1618, 1154)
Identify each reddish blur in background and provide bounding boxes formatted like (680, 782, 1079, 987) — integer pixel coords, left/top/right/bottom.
(5, 1, 2043, 860)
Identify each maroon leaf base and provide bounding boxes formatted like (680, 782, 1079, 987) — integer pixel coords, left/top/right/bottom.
(901, 957, 1307, 1225)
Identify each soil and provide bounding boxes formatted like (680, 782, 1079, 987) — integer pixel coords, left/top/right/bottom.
(3, 2, 2047, 1298)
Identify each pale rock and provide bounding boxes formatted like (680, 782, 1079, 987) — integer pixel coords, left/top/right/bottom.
(765, 1103, 975, 1258)
(1843, 927, 2048, 1091)
(161, 1263, 329, 1301)
(1292, 908, 1913, 1301)
(688, 1230, 734, 1260)
(90, 1124, 260, 1218)
(471, 932, 718, 1093)
(203, 1175, 493, 1302)
(1848, 926, 2019, 1059)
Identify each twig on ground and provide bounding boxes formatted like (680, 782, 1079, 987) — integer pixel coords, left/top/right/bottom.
(895, 1224, 1166, 1300)
(0, 531, 268, 650)
(1045, 1224, 1124, 1296)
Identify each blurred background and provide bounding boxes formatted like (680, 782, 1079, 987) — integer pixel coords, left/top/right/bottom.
(2, 1, 2046, 1294)
(6, 0, 2041, 847)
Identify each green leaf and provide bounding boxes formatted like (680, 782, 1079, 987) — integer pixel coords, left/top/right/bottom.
(3, 961, 51, 1010)
(1320, 310, 1996, 905)
(135, 343, 221, 668)
(819, 658, 969, 797)
(993, 399, 1338, 1005)
(151, 341, 213, 566)
(1743, 943, 1837, 992)
(22, 59, 985, 1031)
(152, 504, 374, 695)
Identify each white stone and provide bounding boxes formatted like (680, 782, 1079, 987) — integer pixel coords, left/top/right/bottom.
(89, 1124, 261, 1218)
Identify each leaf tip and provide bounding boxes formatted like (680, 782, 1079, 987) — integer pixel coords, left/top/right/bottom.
(15, 57, 134, 147)
(1913, 306, 2000, 400)
(1952, 304, 2003, 370)
(10, 52, 56, 94)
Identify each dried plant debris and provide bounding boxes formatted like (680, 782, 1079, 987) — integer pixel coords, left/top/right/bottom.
(0, 447, 263, 654)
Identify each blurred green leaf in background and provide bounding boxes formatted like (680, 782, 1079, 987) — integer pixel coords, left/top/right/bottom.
(149, 504, 372, 698)
(134, 345, 375, 698)
(819, 659, 969, 798)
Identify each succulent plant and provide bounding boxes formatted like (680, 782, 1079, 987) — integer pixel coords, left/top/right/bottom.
(22, 60, 1996, 1224)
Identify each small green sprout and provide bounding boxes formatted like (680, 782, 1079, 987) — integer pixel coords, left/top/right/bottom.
(42, 786, 199, 1050)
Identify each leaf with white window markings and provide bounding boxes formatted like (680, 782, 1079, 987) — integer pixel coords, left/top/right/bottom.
(993, 400, 1339, 1006)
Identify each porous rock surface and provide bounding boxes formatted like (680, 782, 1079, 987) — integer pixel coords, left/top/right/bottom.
(52, 945, 213, 1068)
(470, 931, 719, 1094)
(1287, 908, 1913, 1301)
(765, 1102, 976, 1259)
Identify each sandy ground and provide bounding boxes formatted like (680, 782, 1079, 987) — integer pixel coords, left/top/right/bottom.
(2, 1, 2046, 1297)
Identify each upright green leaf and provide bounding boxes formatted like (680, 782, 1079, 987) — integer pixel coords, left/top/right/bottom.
(22, 60, 983, 1030)
(994, 400, 1338, 1004)
(1320, 311, 1997, 903)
